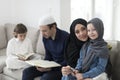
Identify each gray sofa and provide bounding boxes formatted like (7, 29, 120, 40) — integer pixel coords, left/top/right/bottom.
(0, 23, 120, 80)
(0, 23, 45, 80)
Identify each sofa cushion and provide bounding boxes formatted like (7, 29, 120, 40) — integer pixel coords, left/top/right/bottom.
(0, 56, 6, 73)
(3, 67, 24, 80)
(5, 23, 40, 52)
(27, 27, 40, 52)
(36, 31, 45, 57)
(106, 40, 120, 80)
(0, 25, 7, 49)
(0, 48, 6, 56)
(1, 74, 16, 80)
(4, 23, 15, 41)
(0, 74, 2, 80)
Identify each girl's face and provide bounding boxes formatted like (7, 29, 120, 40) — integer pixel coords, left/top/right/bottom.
(87, 23, 98, 40)
(75, 24, 88, 41)
(17, 33, 27, 41)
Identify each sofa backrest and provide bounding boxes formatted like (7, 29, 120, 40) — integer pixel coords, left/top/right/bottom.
(4, 23, 41, 52)
(36, 30, 45, 57)
(0, 25, 7, 49)
(106, 40, 120, 80)
(106, 40, 120, 65)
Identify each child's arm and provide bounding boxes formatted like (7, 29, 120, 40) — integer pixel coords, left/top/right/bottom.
(6, 41, 18, 58)
(75, 50, 83, 70)
(82, 57, 108, 79)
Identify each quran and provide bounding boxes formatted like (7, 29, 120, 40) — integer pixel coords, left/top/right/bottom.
(15, 53, 34, 60)
(25, 59, 61, 68)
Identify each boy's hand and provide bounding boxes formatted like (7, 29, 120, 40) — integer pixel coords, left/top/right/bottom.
(18, 56, 26, 61)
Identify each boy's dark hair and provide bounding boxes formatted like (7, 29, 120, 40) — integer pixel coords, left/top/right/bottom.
(47, 22, 57, 29)
(14, 23, 27, 37)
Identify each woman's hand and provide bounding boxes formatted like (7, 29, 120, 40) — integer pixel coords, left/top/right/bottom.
(61, 66, 73, 76)
(75, 73, 83, 80)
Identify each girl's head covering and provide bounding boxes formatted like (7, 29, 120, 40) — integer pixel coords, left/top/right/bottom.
(88, 18, 104, 39)
(80, 18, 109, 72)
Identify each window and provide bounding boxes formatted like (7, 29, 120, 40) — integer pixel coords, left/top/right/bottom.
(71, 0, 113, 40)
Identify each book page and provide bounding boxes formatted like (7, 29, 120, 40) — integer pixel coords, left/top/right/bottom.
(15, 53, 34, 60)
(25, 60, 61, 68)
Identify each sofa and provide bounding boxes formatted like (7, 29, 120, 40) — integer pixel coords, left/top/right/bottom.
(0, 23, 120, 80)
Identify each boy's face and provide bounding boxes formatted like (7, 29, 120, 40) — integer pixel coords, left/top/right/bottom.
(17, 33, 27, 41)
(87, 23, 98, 40)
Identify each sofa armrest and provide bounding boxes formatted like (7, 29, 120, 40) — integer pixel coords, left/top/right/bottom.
(0, 56, 6, 73)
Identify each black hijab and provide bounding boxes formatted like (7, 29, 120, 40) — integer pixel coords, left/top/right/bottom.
(64, 18, 87, 68)
(81, 18, 109, 72)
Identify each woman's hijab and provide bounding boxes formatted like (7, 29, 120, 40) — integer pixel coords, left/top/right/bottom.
(64, 18, 87, 68)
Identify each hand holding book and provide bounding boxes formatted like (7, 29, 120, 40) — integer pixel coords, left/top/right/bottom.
(16, 53, 34, 60)
(25, 59, 61, 68)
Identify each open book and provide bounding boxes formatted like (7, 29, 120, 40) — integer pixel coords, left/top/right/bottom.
(15, 53, 34, 60)
(25, 60, 61, 68)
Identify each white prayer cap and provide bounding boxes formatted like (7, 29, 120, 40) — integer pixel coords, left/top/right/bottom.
(38, 15, 55, 26)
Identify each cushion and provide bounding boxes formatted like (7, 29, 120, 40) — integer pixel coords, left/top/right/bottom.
(1, 74, 16, 80)
(4, 23, 15, 41)
(0, 25, 7, 49)
(0, 48, 6, 56)
(3, 67, 24, 80)
(27, 27, 40, 52)
(36, 30, 45, 56)
(0, 56, 6, 73)
(106, 40, 120, 80)
(0, 74, 2, 80)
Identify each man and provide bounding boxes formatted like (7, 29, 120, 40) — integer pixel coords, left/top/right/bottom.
(22, 15, 69, 80)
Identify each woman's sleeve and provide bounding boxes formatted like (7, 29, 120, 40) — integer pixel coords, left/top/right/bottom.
(75, 50, 83, 70)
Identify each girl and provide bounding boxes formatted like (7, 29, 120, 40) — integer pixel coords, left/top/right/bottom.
(62, 18, 109, 80)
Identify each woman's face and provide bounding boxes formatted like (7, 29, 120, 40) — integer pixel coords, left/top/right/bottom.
(75, 24, 88, 41)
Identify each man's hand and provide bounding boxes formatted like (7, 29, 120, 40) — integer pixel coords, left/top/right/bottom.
(36, 67, 51, 72)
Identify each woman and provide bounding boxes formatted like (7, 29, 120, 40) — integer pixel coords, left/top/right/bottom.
(62, 18, 88, 75)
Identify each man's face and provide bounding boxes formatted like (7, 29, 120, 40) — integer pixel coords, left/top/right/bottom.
(40, 25, 53, 39)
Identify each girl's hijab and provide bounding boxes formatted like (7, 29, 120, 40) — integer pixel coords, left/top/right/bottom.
(65, 18, 87, 68)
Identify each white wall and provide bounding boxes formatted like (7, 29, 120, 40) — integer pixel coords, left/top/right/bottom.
(113, 0, 120, 40)
(0, 0, 61, 28)
(0, 0, 11, 25)
(60, 0, 71, 31)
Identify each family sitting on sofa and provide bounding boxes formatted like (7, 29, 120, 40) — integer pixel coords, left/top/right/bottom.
(5, 15, 112, 80)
